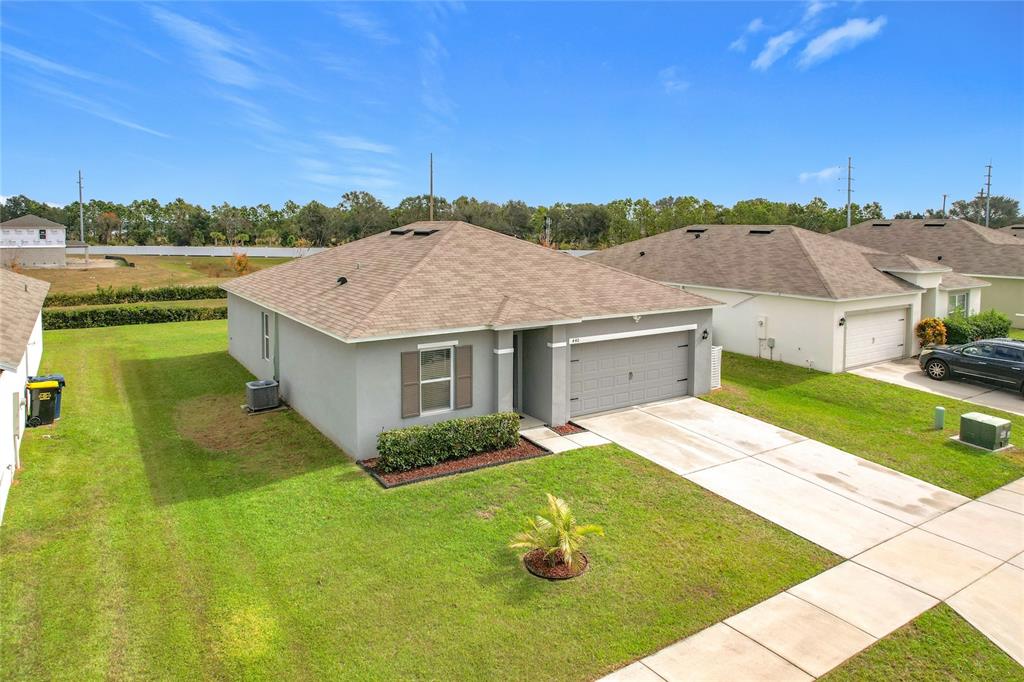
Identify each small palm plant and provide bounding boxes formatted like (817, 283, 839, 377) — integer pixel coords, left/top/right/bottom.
(510, 493, 604, 569)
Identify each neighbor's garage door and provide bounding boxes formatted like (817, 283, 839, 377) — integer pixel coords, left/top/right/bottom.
(844, 308, 908, 368)
(569, 332, 689, 417)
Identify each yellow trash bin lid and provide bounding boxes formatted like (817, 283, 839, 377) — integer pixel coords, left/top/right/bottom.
(27, 380, 60, 390)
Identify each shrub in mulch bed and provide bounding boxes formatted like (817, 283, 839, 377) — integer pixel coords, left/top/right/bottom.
(550, 422, 586, 436)
(523, 549, 589, 580)
(361, 437, 549, 488)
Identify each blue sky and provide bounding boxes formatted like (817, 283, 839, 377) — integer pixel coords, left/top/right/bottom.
(2, 1, 1022, 213)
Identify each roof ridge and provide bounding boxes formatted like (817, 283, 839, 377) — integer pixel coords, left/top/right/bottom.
(345, 226, 459, 338)
(788, 228, 839, 299)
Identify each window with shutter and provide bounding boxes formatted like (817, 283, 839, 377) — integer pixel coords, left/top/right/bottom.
(419, 347, 453, 413)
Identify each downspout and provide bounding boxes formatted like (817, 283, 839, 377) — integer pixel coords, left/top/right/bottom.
(273, 313, 280, 382)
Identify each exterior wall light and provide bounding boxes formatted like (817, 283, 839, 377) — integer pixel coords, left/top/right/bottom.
(701, 329, 709, 341)
(838, 317, 846, 327)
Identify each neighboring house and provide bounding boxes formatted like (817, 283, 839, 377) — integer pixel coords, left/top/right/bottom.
(0, 269, 49, 522)
(999, 224, 1024, 238)
(222, 221, 719, 460)
(583, 225, 988, 373)
(0, 214, 67, 267)
(833, 219, 1024, 328)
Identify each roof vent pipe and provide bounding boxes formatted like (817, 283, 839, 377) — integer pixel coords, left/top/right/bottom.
(337, 276, 348, 285)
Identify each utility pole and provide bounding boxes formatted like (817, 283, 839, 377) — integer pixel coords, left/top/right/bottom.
(941, 193, 947, 217)
(984, 162, 992, 228)
(78, 170, 88, 262)
(428, 153, 434, 222)
(845, 156, 854, 228)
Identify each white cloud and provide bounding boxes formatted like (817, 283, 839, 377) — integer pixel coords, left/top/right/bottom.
(323, 135, 395, 155)
(658, 66, 690, 94)
(803, 2, 835, 24)
(26, 80, 170, 138)
(150, 7, 262, 88)
(799, 166, 841, 183)
(332, 7, 397, 45)
(729, 16, 766, 52)
(751, 30, 800, 71)
(799, 16, 887, 68)
(1, 44, 118, 86)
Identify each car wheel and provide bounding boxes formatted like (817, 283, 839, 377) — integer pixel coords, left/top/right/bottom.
(925, 359, 949, 381)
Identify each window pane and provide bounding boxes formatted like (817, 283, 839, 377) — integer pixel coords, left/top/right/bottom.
(421, 380, 451, 411)
(420, 348, 451, 381)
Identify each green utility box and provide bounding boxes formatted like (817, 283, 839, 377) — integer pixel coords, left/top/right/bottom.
(959, 412, 1011, 451)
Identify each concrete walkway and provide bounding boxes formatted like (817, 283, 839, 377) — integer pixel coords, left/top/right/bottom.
(851, 358, 1024, 417)
(581, 399, 1024, 680)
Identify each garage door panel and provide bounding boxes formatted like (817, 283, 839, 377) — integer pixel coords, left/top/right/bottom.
(845, 309, 907, 368)
(570, 332, 690, 417)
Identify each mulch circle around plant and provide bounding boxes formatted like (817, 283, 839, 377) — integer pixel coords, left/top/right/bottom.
(522, 549, 589, 580)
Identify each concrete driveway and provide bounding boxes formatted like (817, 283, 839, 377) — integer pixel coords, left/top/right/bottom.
(851, 358, 1024, 417)
(575, 398, 966, 558)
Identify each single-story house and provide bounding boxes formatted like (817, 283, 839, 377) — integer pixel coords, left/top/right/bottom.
(222, 221, 720, 460)
(0, 214, 68, 268)
(833, 219, 1024, 328)
(0, 268, 50, 522)
(583, 224, 989, 373)
(1000, 224, 1024, 237)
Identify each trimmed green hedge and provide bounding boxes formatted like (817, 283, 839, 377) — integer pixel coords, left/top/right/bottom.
(943, 310, 1012, 345)
(43, 305, 227, 329)
(45, 284, 227, 308)
(376, 412, 521, 473)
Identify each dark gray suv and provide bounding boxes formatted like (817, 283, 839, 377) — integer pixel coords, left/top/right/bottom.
(919, 338, 1024, 396)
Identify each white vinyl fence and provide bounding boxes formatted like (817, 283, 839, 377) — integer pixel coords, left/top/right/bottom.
(66, 245, 326, 258)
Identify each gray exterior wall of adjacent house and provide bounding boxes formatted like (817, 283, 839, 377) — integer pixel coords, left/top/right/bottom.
(975, 277, 1024, 328)
(0, 247, 65, 267)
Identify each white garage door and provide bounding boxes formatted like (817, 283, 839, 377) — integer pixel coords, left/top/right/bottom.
(844, 309, 907, 368)
(569, 332, 689, 417)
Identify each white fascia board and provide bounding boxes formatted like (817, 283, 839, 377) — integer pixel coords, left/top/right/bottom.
(568, 323, 698, 345)
(962, 273, 1024, 281)
(491, 318, 582, 331)
(417, 339, 458, 350)
(666, 281, 924, 303)
(0, 361, 18, 373)
(492, 347, 514, 355)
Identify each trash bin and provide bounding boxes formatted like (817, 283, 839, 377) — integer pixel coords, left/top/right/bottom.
(26, 380, 60, 427)
(30, 374, 65, 418)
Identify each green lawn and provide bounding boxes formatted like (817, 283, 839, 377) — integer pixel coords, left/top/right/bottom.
(823, 605, 1024, 681)
(0, 321, 838, 680)
(1010, 328, 1024, 340)
(705, 353, 1024, 498)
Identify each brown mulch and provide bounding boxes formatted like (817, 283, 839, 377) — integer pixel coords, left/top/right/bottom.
(550, 422, 586, 436)
(361, 437, 548, 487)
(523, 548, 588, 580)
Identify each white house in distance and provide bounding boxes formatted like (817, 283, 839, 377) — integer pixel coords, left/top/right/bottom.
(0, 214, 67, 267)
(584, 225, 989, 373)
(0, 268, 50, 522)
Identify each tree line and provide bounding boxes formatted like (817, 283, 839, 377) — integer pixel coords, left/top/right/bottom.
(1, 190, 1019, 249)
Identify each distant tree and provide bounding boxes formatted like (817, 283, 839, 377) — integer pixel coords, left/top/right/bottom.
(297, 200, 335, 246)
(338, 191, 390, 240)
(950, 193, 1021, 228)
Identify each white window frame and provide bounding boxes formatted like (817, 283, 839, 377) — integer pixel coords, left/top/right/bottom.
(948, 291, 969, 314)
(261, 312, 271, 361)
(419, 346, 454, 415)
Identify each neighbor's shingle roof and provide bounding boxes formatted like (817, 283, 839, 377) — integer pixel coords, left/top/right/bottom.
(938, 271, 991, 291)
(832, 219, 1024, 278)
(221, 221, 719, 341)
(0, 269, 50, 370)
(0, 214, 67, 229)
(583, 225, 928, 300)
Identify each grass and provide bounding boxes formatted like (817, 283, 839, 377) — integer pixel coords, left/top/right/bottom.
(46, 298, 227, 312)
(823, 605, 1024, 681)
(0, 321, 838, 681)
(24, 255, 291, 294)
(704, 352, 1024, 498)
(1010, 328, 1024, 340)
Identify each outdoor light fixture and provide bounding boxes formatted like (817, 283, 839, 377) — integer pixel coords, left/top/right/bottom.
(701, 329, 709, 340)
(838, 317, 846, 327)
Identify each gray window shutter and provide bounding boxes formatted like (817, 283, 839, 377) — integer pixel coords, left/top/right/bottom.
(401, 351, 420, 418)
(455, 345, 472, 409)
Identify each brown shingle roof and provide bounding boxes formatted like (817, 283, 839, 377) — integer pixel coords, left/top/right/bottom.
(583, 225, 925, 300)
(221, 221, 719, 341)
(939, 272, 990, 291)
(0, 269, 50, 371)
(0, 214, 67, 229)
(832, 219, 1024, 277)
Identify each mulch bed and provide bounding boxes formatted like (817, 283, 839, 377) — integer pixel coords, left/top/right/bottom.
(550, 422, 586, 436)
(360, 437, 550, 488)
(523, 548, 589, 580)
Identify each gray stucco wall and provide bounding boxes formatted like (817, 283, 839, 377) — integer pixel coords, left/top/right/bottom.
(353, 331, 497, 459)
(521, 328, 554, 423)
(226, 293, 272, 380)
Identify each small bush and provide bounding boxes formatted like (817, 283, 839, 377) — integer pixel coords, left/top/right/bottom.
(942, 310, 1012, 345)
(43, 305, 227, 329)
(376, 412, 520, 473)
(915, 317, 947, 346)
(230, 252, 250, 275)
(45, 284, 226, 307)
